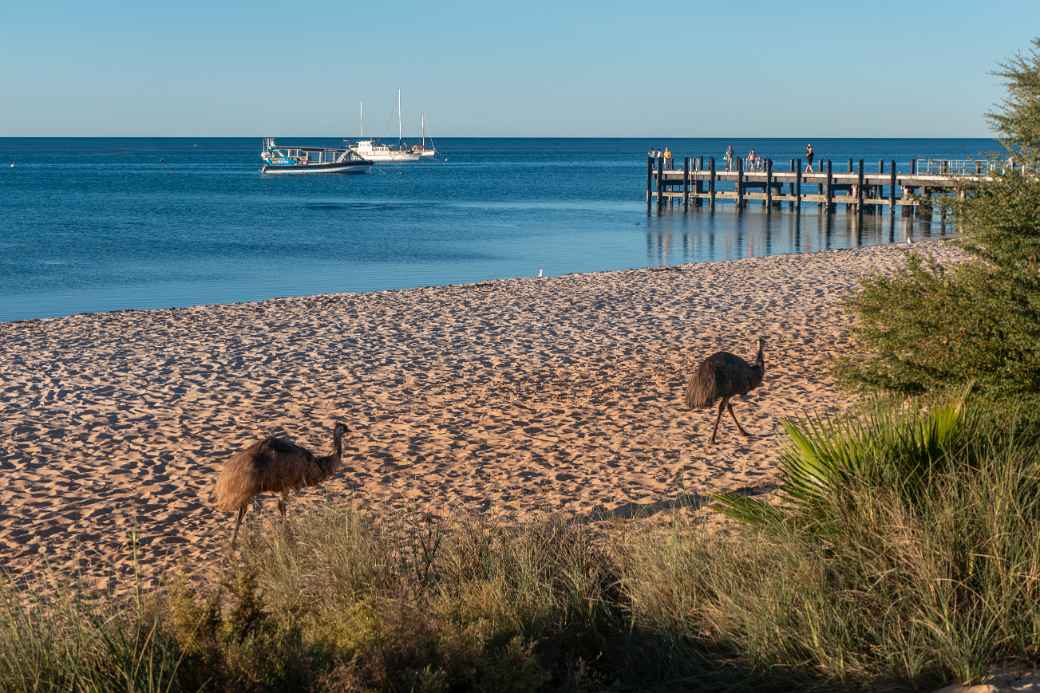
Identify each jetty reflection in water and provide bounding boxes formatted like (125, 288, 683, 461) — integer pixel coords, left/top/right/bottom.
(644, 206, 952, 267)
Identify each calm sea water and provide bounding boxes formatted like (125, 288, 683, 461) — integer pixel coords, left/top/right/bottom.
(0, 137, 996, 323)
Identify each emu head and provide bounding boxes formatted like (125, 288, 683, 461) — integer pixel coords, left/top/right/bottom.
(314, 422, 349, 480)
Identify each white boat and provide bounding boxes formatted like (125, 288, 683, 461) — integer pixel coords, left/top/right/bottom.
(352, 139, 420, 162)
(409, 112, 437, 158)
(260, 138, 372, 175)
(348, 91, 421, 163)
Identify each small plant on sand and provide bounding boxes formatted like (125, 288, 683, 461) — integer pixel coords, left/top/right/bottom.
(712, 391, 969, 531)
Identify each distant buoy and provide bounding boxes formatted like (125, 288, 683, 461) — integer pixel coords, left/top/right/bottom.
(8, 161, 13, 168)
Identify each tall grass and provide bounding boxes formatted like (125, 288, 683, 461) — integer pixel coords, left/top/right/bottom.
(2, 397, 1038, 691)
(0, 582, 184, 693)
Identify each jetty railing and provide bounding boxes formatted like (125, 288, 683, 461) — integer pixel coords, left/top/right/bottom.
(913, 158, 1039, 177)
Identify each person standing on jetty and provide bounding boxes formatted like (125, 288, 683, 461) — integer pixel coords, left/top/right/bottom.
(663, 146, 673, 168)
(724, 145, 734, 171)
(805, 143, 815, 173)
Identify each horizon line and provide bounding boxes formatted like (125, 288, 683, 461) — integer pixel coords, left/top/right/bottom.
(0, 134, 998, 140)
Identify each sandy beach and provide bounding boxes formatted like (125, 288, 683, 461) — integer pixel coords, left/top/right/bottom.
(0, 241, 958, 588)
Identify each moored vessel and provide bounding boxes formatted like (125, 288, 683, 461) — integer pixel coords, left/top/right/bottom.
(351, 139, 421, 162)
(348, 91, 422, 163)
(260, 138, 372, 175)
(409, 112, 437, 158)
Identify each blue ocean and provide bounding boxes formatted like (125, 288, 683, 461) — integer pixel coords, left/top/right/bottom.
(0, 137, 997, 323)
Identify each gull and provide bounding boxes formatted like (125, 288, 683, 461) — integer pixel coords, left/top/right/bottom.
(537, 268, 544, 278)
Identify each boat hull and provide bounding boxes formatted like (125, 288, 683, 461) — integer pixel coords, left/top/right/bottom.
(261, 160, 372, 175)
(355, 153, 421, 163)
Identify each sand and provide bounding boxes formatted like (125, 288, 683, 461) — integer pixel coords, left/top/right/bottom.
(0, 241, 960, 589)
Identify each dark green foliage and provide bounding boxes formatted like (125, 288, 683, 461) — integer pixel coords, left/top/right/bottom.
(989, 38, 1040, 160)
(840, 38, 1040, 400)
(839, 176, 1040, 399)
(713, 392, 968, 530)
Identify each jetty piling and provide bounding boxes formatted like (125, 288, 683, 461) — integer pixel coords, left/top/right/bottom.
(889, 161, 897, 214)
(736, 158, 745, 212)
(824, 160, 834, 211)
(709, 157, 716, 209)
(683, 157, 690, 211)
(656, 157, 664, 212)
(765, 159, 773, 212)
(795, 159, 803, 210)
(856, 160, 865, 218)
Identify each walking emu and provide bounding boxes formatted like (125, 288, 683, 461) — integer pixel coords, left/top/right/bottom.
(685, 337, 765, 444)
(213, 422, 348, 549)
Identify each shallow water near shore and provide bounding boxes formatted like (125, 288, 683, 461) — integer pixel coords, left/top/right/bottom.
(0, 137, 990, 322)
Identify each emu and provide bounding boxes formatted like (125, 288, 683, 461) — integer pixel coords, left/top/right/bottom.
(685, 337, 765, 444)
(213, 422, 348, 549)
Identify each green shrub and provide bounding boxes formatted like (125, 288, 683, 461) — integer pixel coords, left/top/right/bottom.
(713, 391, 969, 531)
(840, 38, 1040, 401)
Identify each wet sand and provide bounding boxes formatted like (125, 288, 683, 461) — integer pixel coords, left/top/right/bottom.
(0, 241, 959, 588)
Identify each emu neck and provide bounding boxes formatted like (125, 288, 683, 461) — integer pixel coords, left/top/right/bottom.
(755, 345, 765, 374)
(333, 430, 343, 463)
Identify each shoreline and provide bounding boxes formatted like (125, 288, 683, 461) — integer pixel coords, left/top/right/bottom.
(0, 240, 958, 588)
(1, 239, 949, 328)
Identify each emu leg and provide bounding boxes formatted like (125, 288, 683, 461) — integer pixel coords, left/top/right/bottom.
(229, 506, 246, 551)
(278, 493, 288, 521)
(727, 401, 751, 436)
(710, 398, 728, 444)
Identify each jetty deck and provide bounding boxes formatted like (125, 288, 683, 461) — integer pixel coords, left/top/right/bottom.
(646, 156, 1024, 218)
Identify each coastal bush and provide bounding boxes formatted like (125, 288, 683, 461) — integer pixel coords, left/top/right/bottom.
(839, 38, 1040, 401)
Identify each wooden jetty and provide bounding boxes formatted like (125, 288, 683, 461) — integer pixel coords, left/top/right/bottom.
(646, 156, 1016, 218)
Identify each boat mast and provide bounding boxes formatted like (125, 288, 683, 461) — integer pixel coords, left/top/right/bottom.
(421, 112, 425, 149)
(360, 102, 364, 138)
(397, 89, 403, 146)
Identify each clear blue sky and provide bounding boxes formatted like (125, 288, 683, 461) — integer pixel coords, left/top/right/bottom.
(1, 1, 1036, 137)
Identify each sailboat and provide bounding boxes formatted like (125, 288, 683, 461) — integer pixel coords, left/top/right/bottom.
(349, 91, 420, 163)
(410, 112, 437, 158)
